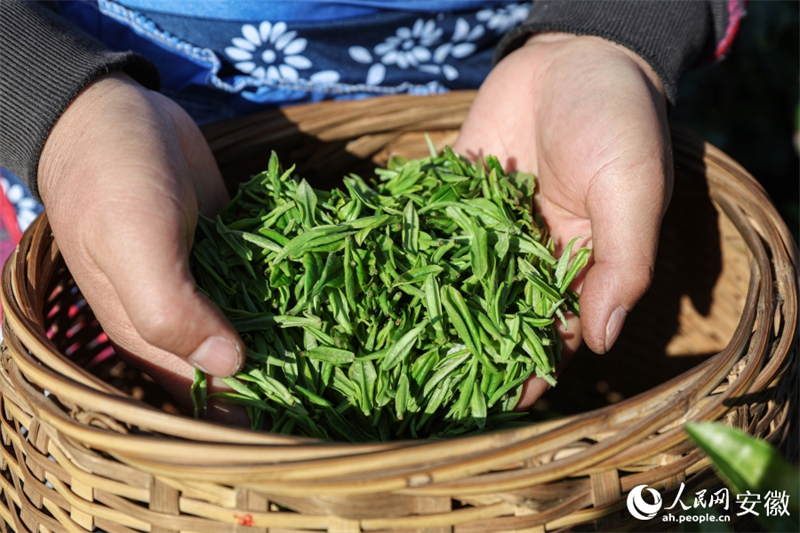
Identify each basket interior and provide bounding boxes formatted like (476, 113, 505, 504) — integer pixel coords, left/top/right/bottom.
(42, 269, 182, 416)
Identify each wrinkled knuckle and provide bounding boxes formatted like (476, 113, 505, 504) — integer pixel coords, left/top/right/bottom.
(629, 265, 655, 296)
(133, 308, 187, 349)
(130, 294, 195, 352)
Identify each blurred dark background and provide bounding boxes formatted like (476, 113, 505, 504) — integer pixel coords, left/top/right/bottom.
(673, 0, 799, 240)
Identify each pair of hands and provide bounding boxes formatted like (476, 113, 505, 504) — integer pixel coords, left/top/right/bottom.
(39, 33, 672, 415)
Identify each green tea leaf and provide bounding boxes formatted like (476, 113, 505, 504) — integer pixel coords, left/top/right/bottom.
(304, 346, 355, 365)
(402, 200, 420, 255)
(423, 275, 445, 341)
(383, 321, 429, 371)
(295, 178, 318, 230)
(470, 223, 489, 281)
(554, 236, 580, 289)
(440, 285, 482, 360)
(191, 369, 207, 419)
(395, 373, 410, 420)
(559, 247, 591, 294)
(470, 382, 487, 430)
(456, 358, 478, 419)
(686, 422, 800, 533)
(242, 231, 284, 253)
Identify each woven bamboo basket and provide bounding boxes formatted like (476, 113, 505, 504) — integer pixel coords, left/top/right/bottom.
(0, 91, 797, 533)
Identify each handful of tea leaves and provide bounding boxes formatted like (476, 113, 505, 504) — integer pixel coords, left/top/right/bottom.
(190, 144, 589, 441)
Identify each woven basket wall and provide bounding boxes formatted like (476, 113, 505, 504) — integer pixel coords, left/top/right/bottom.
(0, 91, 797, 533)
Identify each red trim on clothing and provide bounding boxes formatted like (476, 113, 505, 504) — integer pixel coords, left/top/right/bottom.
(0, 188, 22, 244)
(713, 0, 747, 60)
(0, 188, 22, 324)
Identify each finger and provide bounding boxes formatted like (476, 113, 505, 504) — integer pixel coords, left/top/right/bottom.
(163, 99, 230, 216)
(70, 93, 245, 378)
(85, 180, 244, 377)
(579, 151, 673, 354)
(39, 74, 244, 401)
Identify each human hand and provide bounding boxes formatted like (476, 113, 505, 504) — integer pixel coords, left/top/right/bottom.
(39, 72, 246, 418)
(454, 33, 673, 408)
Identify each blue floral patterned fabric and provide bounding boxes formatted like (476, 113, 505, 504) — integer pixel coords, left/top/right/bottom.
(57, 0, 531, 123)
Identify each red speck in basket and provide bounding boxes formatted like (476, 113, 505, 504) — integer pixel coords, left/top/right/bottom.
(47, 304, 60, 319)
(234, 514, 254, 526)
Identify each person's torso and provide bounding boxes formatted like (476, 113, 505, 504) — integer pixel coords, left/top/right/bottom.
(58, 0, 531, 123)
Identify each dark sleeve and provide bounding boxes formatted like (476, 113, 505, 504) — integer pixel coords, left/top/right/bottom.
(495, 1, 745, 105)
(0, 0, 160, 199)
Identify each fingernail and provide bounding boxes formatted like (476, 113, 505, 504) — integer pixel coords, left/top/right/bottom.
(189, 336, 241, 377)
(604, 306, 627, 352)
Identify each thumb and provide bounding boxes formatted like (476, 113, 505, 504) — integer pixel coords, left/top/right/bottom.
(38, 71, 244, 388)
(579, 166, 672, 354)
(86, 185, 244, 378)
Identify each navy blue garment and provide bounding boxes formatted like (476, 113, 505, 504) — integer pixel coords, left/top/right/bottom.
(56, 1, 531, 123)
